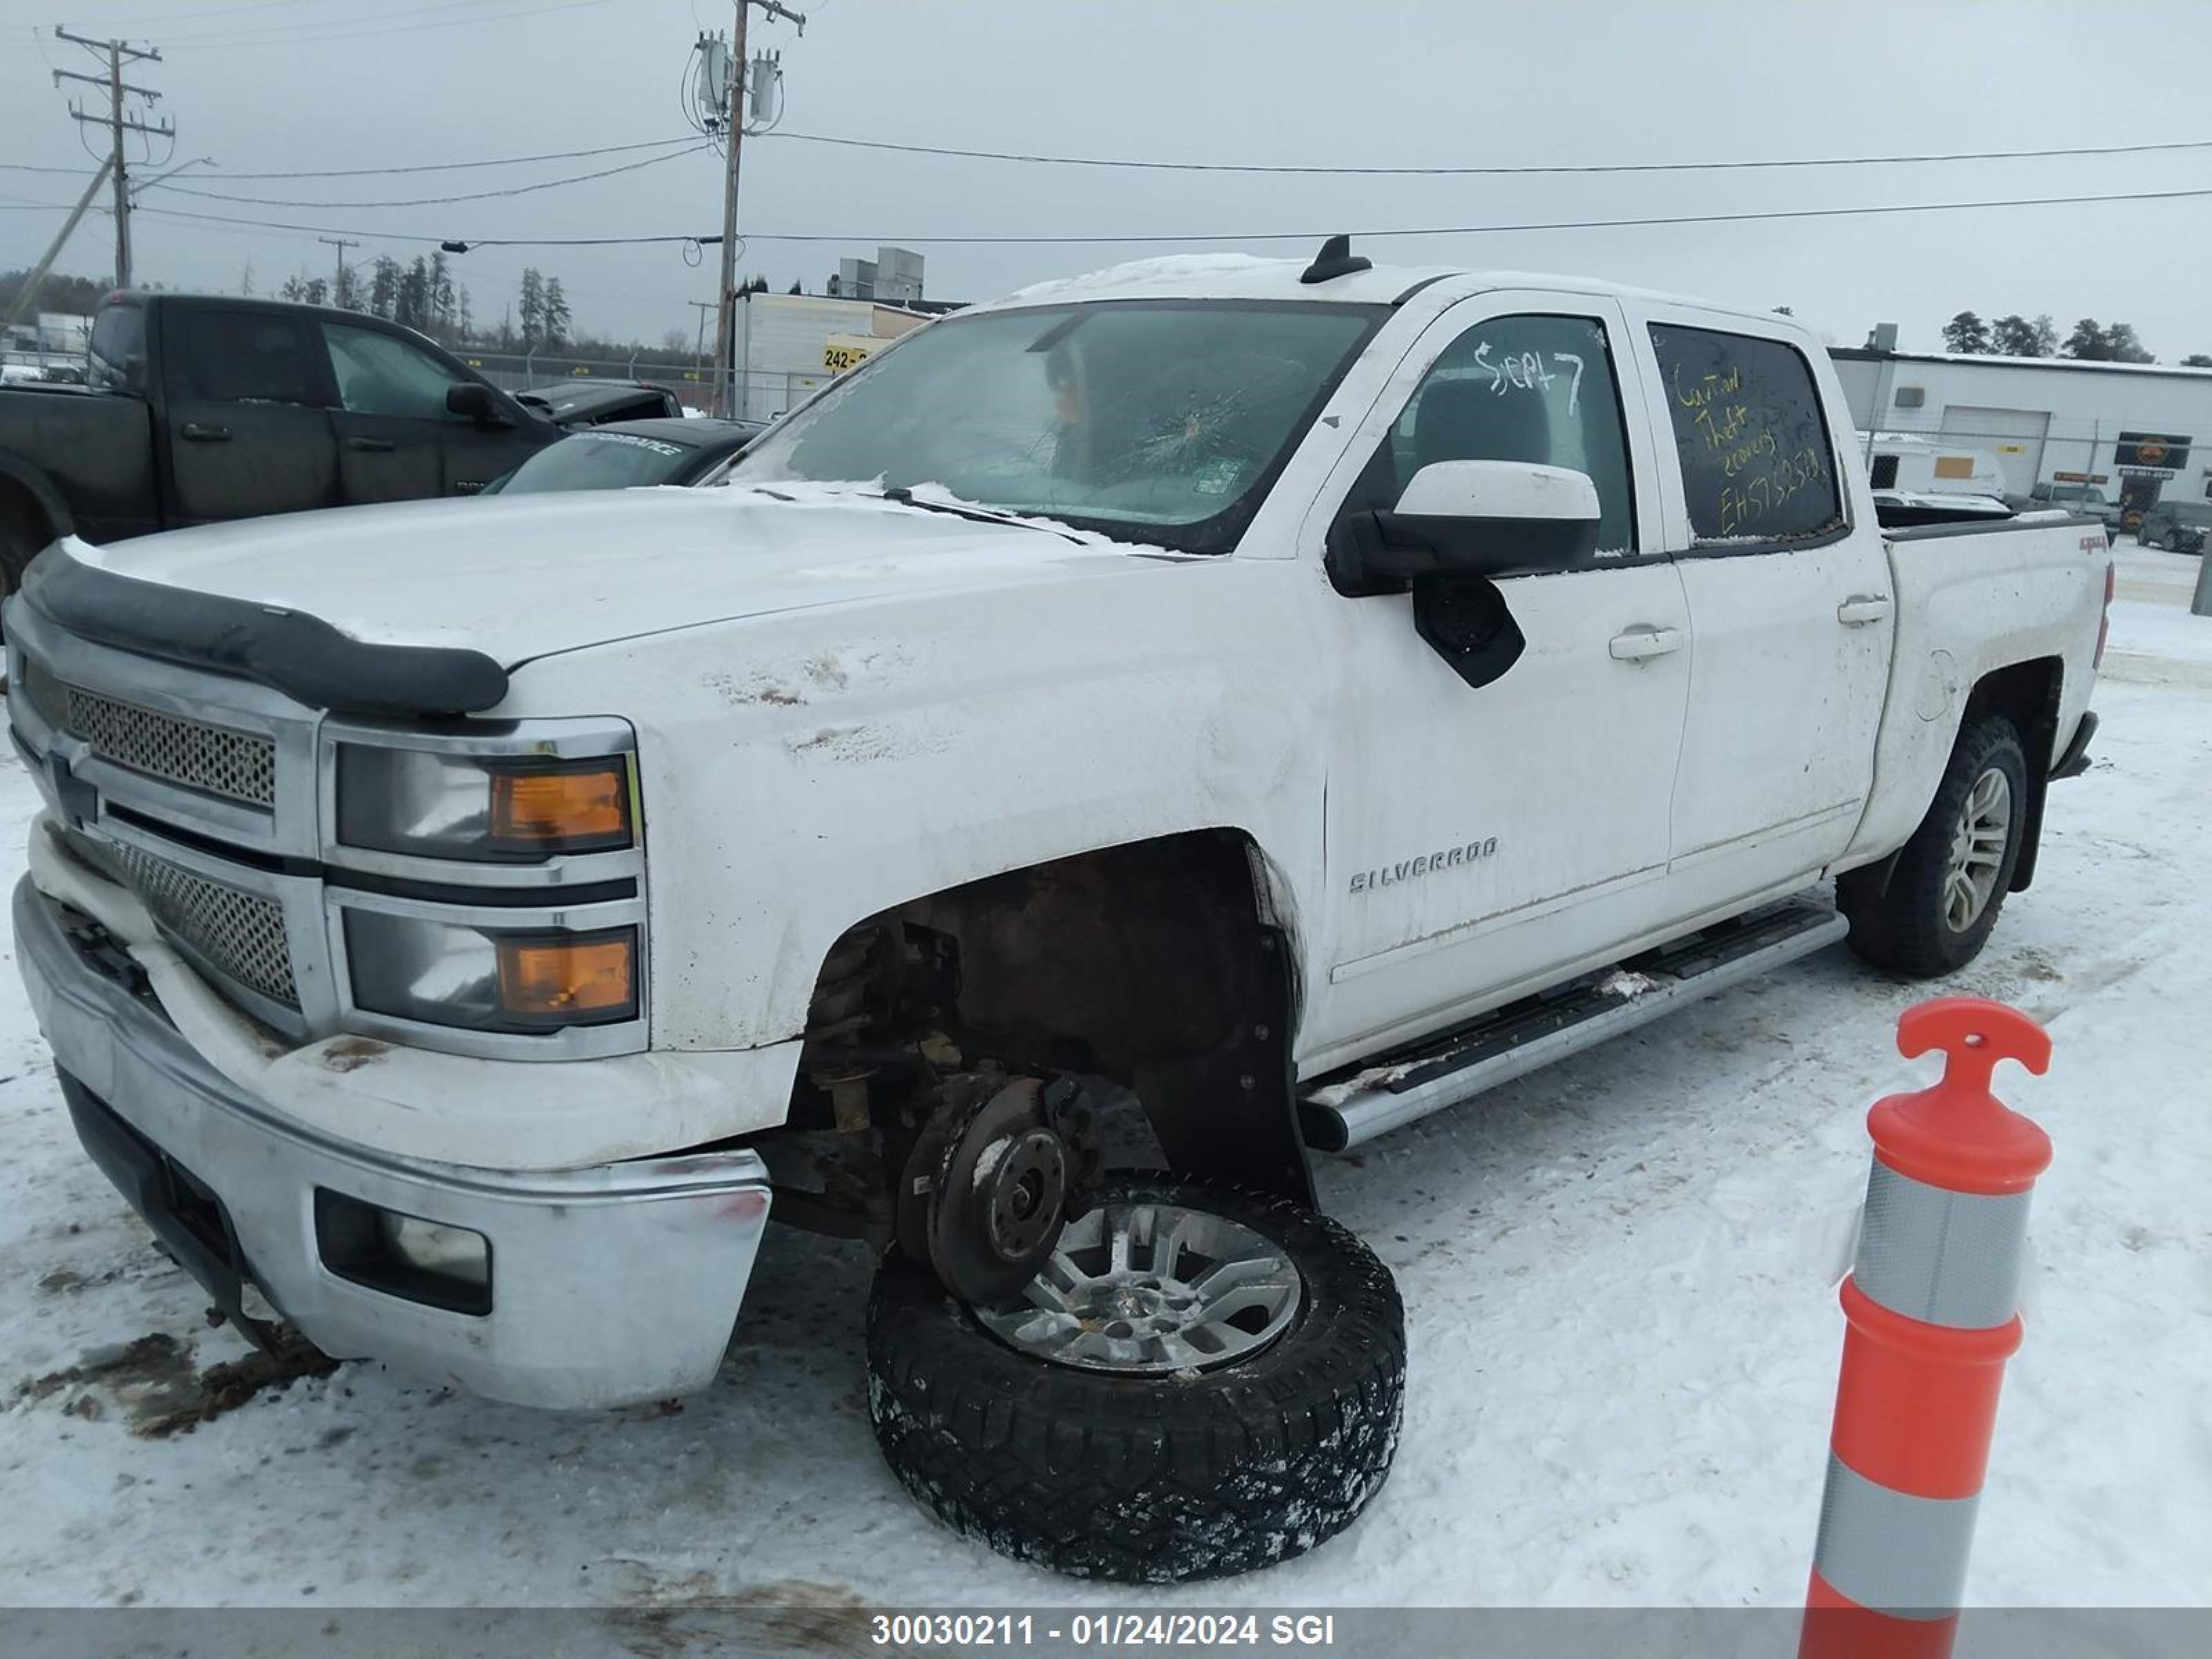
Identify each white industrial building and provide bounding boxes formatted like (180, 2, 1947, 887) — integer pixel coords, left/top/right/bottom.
(729, 289, 932, 422)
(1830, 345, 2212, 525)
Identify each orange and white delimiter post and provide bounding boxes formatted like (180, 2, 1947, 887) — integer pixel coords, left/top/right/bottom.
(1801, 996, 2054, 1659)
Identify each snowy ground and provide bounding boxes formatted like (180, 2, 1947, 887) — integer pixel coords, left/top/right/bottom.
(0, 546, 2206, 1611)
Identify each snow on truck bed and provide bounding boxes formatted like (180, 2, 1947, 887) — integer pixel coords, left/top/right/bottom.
(0, 545, 2205, 1611)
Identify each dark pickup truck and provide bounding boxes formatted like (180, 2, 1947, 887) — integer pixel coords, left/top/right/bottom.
(0, 291, 564, 591)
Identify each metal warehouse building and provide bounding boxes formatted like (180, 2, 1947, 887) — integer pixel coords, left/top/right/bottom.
(1829, 345, 2212, 529)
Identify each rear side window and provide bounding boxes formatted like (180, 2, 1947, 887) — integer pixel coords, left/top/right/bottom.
(1649, 325, 1843, 544)
(173, 310, 317, 406)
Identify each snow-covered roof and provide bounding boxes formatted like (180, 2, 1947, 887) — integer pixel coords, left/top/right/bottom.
(1835, 345, 2212, 380)
(982, 252, 1772, 322)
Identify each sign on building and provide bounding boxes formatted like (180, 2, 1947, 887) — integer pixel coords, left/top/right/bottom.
(2115, 431, 2192, 476)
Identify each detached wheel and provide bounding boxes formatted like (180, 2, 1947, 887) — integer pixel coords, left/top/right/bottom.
(865, 1177, 1405, 1582)
(1839, 714, 2029, 977)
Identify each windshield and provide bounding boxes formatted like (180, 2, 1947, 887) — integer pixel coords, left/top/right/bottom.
(489, 429, 695, 494)
(726, 300, 1385, 552)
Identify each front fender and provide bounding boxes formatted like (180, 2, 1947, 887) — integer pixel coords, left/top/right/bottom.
(503, 554, 1333, 1057)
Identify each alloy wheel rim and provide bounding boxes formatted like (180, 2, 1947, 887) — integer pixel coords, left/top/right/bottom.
(1942, 766, 2012, 932)
(975, 1200, 1303, 1375)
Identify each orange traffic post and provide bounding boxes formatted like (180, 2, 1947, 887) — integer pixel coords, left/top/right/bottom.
(1801, 996, 2054, 1659)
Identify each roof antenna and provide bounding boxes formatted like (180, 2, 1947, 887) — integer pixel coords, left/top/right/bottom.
(1299, 234, 1371, 285)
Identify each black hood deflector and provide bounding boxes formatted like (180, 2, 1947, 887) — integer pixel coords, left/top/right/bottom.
(22, 549, 509, 717)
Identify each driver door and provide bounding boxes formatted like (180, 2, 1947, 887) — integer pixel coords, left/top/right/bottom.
(1301, 295, 1694, 1063)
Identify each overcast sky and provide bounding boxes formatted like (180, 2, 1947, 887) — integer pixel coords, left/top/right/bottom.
(4, 0, 2207, 358)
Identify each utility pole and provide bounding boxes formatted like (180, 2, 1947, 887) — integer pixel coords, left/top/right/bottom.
(711, 0, 805, 418)
(688, 297, 718, 386)
(1, 159, 113, 330)
(318, 236, 359, 308)
(52, 28, 168, 290)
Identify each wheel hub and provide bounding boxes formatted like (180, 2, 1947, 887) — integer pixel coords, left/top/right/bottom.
(976, 1200, 1302, 1375)
(1941, 765, 2012, 933)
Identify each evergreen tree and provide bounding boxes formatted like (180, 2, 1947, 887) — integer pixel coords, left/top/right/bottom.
(518, 268, 545, 348)
(368, 255, 402, 321)
(2183, 353, 2212, 368)
(541, 276, 571, 348)
(1940, 310, 1991, 355)
(2061, 318, 2111, 359)
(396, 256, 431, 330)
(1990, 314, 2050, 357)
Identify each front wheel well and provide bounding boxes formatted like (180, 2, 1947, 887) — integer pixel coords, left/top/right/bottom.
(797, 830, 1314, 1209)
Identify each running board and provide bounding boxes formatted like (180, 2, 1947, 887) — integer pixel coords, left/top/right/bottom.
(1299, 896, 1848, 1152)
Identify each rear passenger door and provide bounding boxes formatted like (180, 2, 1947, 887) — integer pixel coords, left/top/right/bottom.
(160, 308, 339, 525)
(1627, 309, 1895, 923)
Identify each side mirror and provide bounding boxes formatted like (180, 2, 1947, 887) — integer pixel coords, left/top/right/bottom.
(1327, 460, 1602, 593)
(445, 382, 511, 426)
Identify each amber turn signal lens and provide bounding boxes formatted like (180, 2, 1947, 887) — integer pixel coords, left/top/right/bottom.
(489, 762, 629, 848)
(496, 932, 636, 1019)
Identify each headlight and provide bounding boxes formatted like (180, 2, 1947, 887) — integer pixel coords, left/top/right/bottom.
(336, 746, 633, 861)
(344, 910, 639, 1032)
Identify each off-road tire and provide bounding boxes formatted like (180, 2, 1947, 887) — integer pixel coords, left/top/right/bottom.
(864, 1177, 1405, 1583)
(1839, 714, 2029, 978)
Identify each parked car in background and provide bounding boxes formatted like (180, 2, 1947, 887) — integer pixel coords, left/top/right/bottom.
(2133, 500, 2209, 554)
(0, 291, 561, 592)
(480, 417, 766, 495)
(2019, 479, 2125, 537)
(513, 379, 688, 427)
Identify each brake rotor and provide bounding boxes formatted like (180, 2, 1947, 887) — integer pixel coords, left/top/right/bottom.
(910, 1076, 1071, 1306)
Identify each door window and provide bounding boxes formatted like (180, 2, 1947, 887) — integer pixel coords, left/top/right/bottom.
(172, 310, 318, 405)
(1353, 314, 1638, 558)
(1648, 325, 1844, 544)
(88, 304, 147, 393)
(322, 323, 469, 420)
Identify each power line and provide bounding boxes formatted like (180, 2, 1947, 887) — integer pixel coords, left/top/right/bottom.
(758, 130, 2212, 178)
(128, 204, 713, 248)
(11, 129, 2206, 189)
(151, 142, 715, 208)
(0, 135, 701, 180)
(51, 181, 2204, 253)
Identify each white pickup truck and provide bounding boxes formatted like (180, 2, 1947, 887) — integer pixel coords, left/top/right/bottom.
(6, 243, 2108, 1583)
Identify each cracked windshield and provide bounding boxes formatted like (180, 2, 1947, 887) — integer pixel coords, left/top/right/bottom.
(729, 301, 1380, 550)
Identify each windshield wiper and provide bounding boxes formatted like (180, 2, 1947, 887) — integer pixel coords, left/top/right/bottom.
(874, 486, 1087, 545)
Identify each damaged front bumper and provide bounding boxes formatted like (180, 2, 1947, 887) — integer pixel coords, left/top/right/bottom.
(14, 875, 773, 1409)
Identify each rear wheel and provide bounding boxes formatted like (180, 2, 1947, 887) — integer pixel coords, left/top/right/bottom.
(865, 1177, 1405, 1582)
(1839, 715, 2029, 977)
(2163, 530, 2186, 553)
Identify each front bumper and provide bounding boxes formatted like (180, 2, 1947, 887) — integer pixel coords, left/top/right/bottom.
(15, 876, 773, 1409)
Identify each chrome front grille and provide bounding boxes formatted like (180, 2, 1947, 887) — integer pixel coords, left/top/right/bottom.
(108, 841, 299, 1007)
(61, 684, 276, 808)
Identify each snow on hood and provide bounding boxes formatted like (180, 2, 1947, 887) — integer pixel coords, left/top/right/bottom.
(71, 485, 1177, 668)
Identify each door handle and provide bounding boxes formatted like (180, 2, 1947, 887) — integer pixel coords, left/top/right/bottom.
(1837, 594, 1893, 626)
(179, 422, 232, 442)
(1608, 626, 1684, 662)
(344, 435, 396, 453)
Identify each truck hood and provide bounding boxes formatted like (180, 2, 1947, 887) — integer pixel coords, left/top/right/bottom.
(79, 487, 1177, 666)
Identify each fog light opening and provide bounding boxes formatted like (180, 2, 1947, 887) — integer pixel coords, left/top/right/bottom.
(315, 1189, 492, 1316)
